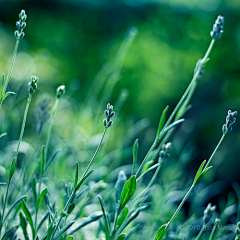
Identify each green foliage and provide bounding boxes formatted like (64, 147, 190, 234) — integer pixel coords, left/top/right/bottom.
(0, 8, 239, 240)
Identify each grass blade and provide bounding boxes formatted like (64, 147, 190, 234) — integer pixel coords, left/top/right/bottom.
(98, 195, 110, 238)
(131, 139, 138, 176)
(22, 200, 35, 238)
(156, 106, 169, 140)
(4, 195, 27, 222)
(53, 221, 75, 240)
(38, 188, 48, 212)
(74, 170, 94, 192)
(20, 212, 29, 240)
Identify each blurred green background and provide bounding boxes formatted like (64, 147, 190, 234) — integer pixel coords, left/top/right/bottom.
(0, 0, 240, 185)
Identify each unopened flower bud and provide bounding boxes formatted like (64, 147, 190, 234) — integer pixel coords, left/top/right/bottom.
(28, 75, 38, 94)
(103, 103, 115, 128)
(56, 85, 66, 99)
(211, 15, 224, 40)
(203, 203, 216, 224)
(222, 110, 237, 134)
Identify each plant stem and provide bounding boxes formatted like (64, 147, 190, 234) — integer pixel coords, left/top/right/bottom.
(209, 219, 220, 240)
(15, 94, 32, 158)
(135, 139, 157, 178)
(162, 184, 195, 237)
(204, 134, 225, 170)
(51, 128, 107, 240)
(0, 93, 32, 236)
(81, 128, 106, 179)
(2, 40, 19, 95)
(45, 99, 59, 161)
(195, 224, 206, 240)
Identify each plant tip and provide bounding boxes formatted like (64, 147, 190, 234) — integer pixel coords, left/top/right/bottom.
(211, 15, 224, 40)
(56, 85, 66, 99)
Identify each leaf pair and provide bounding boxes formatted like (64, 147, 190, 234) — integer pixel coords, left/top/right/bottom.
(193, 160, 212, 185)
(156, 106, 184, 141)
(0, 74, 15, 104)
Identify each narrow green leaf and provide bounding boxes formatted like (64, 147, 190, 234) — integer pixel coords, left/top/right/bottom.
(68, 211, 102, 235)
(20, 212, 29, 240)
(32, 176, 37, 209)
(74, 170, 94, 192)
(47, 223, 53, 240)
(74, 162, 79, 189)
(53, 221, 75, 240)
(163, 118, 185, 133)
(41, 145, 45, 176)
(67, 203, 75, 214)
(117, 233, 126, 240)
(9, 157, 16, 181)
(0, 73, 4, 99)
(193, 160, 206, 184)
(0, 132, 7, 140)
(155, 224, 166, 240)
(131, 139, 138, 176)
(37, 188, 48, 212)
(117, 206, 129, 227)
(21, 200, 35, 238)
(142, 160, 154, 174)
(4, 195, 26, 222)
(156, 106, 169, 140)
(1, 91, 15, 102)
(37, 211, 49, 231)
(118, 176, 137, 214)
(196, 166, 213, 184)
(65, 236, 73, 240)
(98, 195, 110, 237)
(44, 148, 61, 171)
(0, 182, 6, 186)
(2, 225, 19, 240)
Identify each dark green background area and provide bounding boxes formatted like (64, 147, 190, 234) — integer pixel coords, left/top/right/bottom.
(0, 0, 240, 183)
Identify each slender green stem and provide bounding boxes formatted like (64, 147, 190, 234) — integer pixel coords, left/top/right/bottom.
(15, 94, 32, 158)
(51, 128, 107, 240)
(162, 184, 195, 237)
(45, 99, 59, 161)
(136, 40, 215, 179)
(81, 128, 106, 179)
(204, 134, 225, 170)
(195, 224, 206, 240)
(2, 40, 19, 95)
(209, 219, 220, 240)
(136, 163, 160, 182)
(0, 93, 32, 236)
(135, 139, 157, 178)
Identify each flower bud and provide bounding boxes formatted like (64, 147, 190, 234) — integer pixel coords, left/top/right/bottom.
(56, 85, 66, 99)
(211, 15, 224, 40)
(28, 75, 38, 94)
(222, 110, 237, 134)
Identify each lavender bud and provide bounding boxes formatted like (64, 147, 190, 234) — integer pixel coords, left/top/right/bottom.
(222, 110, 237, 134)
(56, 85, 66, 99)
(211, 15, 224, 40)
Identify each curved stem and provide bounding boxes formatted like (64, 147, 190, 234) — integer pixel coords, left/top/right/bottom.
(162, 184, 195, 237)
(195, 224, 206, 240)
(51, 128, 107, 240)
(2, 40, 20, 95)
(0, 93, 32, 236)
(45, 99, 59, 161)
(81, 128, 106, 179)
(204, 134, 225, 170)
(135, 139, 157, 178)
